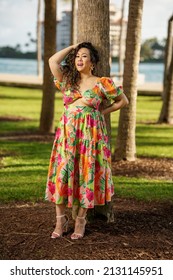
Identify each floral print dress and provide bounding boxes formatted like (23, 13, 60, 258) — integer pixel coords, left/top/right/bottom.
(45, 77, 123, 209)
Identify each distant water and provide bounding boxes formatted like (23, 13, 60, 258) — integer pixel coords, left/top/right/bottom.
(0, 57, 164, 82)
(0, 58, 40, 76)
(111, 62, 164, 83)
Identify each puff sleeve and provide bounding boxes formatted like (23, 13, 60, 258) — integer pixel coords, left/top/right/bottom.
(100, 77, 123, 100)
(53, 78, 65, 92)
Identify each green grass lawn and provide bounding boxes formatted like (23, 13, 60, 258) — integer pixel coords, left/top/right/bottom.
(0, 86, 172, 203)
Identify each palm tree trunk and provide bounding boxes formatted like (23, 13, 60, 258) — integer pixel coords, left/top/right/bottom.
(163, 15, 173, 94)
(77, 0, 114, 222)
(77, 0, 110, 76)
(159, 46, 173, 124)
(70, 0, 78, 44)
(77, 0, 111, 139)
(158, 15, 173, 123)
(39, 0, 56, 133)
(166, 51, 173, 124)
(114, 0, 144, 161)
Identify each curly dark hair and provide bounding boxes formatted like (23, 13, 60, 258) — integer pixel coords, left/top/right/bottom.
(61, 42, 100, 89)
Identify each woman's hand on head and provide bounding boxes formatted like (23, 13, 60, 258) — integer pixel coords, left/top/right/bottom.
(72, 43, 79, 49)
(72, 42, 82, 49)
(48, 45, 79, 81)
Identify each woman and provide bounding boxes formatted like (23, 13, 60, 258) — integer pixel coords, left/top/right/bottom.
(46, 42, 129, 240)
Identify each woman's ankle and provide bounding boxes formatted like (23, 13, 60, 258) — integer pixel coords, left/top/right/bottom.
(77, 207, 87, 218)
(56, 204, 66, 216)
(71, 216, 87, 240)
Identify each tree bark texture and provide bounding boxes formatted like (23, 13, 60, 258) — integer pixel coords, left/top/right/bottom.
(77, 0, 114, 222)
(158, 15, 173, 123)
(166, 51, 173, 124)
(163, 15, 173, 93)
(77, 0, 111, 142)
(159, 48, 173, 124)
(77, 0, 110, 76)
(114, 0, 144, 161)
(39, 0, 57, 133)
(71, 0, 78, 44)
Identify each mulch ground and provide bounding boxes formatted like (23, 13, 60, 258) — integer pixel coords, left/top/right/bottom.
(0, 131, 173, 260)
(0, 198, 173, 260)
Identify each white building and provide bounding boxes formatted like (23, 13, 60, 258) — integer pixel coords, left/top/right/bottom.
(109, 3, 127, 58)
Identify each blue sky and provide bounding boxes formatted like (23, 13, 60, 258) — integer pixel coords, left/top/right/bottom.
(0, 0, 172, 51)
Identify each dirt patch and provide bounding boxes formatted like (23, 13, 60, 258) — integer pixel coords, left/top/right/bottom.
(0, 198, 173, 260)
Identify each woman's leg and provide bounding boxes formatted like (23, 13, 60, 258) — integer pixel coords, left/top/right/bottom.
(71, 207, 87, 239)
(56, 204, 66, 216)
(77, 207, 87, 218)
(51, 204, 68, 238)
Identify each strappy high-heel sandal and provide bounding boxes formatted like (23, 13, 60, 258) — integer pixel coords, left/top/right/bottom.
(71, 216, 87, 240)
(51, 214, 69, 238)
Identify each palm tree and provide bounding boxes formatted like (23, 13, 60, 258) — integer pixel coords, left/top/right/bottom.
(158, 15, 173, 124)
(39, 0, 57, 133)
(163, 49, 173, 124)
(77, 0, 113, 221)
(114, 0, 144, 161)
(77, 0, 111, 138)
(71, 0, 77, 44)
(77, 0, 110, 75)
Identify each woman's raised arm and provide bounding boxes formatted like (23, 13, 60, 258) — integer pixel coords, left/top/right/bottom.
(48, 44, 78, 81)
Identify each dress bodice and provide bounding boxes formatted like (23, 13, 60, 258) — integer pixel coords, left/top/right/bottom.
(54, 77, 123, 109)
